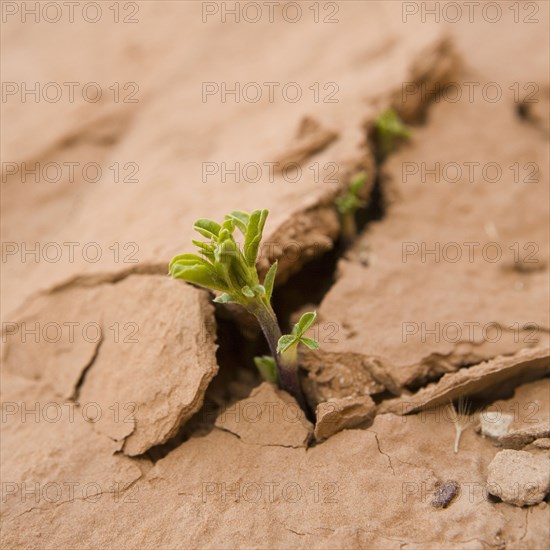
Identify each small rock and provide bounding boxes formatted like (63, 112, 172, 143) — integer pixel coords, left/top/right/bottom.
(431, 481, 460, 509)
(480, 412, 514, 439)
(487, 450, 550, 506)
(314, 395, 376, 440)
(531, 438, 550, 450)
(498, 425, 550, 450)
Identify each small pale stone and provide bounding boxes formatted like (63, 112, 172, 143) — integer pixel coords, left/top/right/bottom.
(480, 413, 514, 439)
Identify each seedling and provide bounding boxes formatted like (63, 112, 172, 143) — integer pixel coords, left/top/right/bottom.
(255, 311, 319, 385)
(169, 209, 316, 408)
(448, 397, 473, 453)
(277, 310, 319, 363)
(335, 171, 368, 244)
(374, 108, 411, 159)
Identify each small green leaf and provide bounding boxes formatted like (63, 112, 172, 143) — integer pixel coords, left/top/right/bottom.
(263, 261, 278, 300)
(350, 171, 367, 195)
(375, 108, 411, 157)
(170, 261, 227, 291)
(336, 172, 367, 215)
(277, 334, 296, 354)
(244, 209, 268, 267)
(225, 211, 249, 235)
(241, 285, 255, 298)
(216, 238, 237, 265)
(254, 355, 279, 384)
(300, 337, 320, 350)
(214, 261, 231, 289)
(192, 240, 215, 262)
(295, 311, 317, 336)
(192, 239, 214, 251)
(194, 219, 221, 240)
(169, 253, 208, 272)
(221, 218, 236, 234)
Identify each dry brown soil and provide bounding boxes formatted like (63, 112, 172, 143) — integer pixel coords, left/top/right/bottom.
(1, 1, 549, 548)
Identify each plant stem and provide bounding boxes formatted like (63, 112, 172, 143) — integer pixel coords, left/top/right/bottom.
(247, 300, 306, 409)
(340, 212, 357, 247)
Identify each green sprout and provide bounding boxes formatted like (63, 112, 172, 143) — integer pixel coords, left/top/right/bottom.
(374, 108, 411, 159)
(169, 209, 315, 408)
(255, 311, 319, 386)
(335, 171, 368, 244)
(277, 310, 319, 367)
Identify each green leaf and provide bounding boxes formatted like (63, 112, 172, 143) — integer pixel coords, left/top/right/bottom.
(225, 211, 249, 235)
(192, 239, 214, 251)
(300, 337, 320, 350)
(295, 311, 317, 336)
(375, 108, 411, 157)
(168, 253, 208, 272)
(350, 171, 367, 195)
(263, 261, 278, 300)
(194, 219, 221, 240)
(336, 172, 367, 215)
(170, 261, 227, 291)
(244, 209, 268, 267)
(221, 218, 235, 234)
(254, 355, 279, 384)
(214, 261, 231, 289)
(252, 285, 266, 297)
(192, 240, 215, 262)
(216, 238, 238, 265)
(277, 334, 296, 354)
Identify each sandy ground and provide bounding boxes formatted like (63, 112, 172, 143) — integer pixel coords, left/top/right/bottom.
(1, 1, 549, 548)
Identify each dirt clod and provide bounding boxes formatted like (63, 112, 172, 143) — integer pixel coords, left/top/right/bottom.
(487, 450, 550, 507)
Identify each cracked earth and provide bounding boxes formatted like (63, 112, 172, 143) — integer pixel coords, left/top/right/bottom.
(1, 2, 549, 548)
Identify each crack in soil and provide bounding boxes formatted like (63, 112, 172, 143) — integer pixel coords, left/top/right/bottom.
(141, 65, 462, 456)
(372, 431, 396, 476)
(70, 335, 104, 402)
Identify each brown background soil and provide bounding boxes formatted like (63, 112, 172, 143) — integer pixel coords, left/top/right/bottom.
(1, 1, 549, 548)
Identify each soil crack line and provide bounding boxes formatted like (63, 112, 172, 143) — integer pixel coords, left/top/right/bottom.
(372, 432, 395, 475)
(70, 335, 104, 402)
